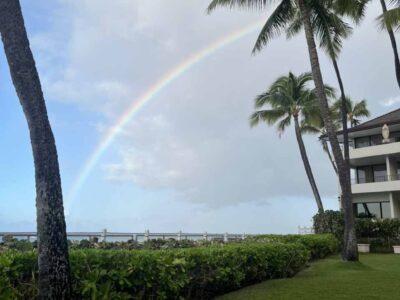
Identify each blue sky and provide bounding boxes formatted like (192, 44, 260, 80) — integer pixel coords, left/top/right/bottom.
(1, 1, 398, 234)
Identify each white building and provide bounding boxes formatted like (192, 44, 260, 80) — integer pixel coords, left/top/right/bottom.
(335, 109, 400, 219)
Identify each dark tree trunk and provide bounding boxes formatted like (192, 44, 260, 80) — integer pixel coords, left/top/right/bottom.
(0, 0, 71, 298)
(294, 116, 324, 212)
(322, 140, 338, 175)
(380, 0, 400, 89)
(332, 58, 357, 256)
(298, 0, 358, 261)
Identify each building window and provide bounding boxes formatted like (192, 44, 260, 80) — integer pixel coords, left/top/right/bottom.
(357, 167, 367, 183)
(354, 131, 400, 148)
(354, 202, 391, 219)
(356, 165, 387, 183)
(390, 131, 400, 143)
(355, 136, 370, 148)
(370, 135, 382, 146)
(373, 164, 387, 182)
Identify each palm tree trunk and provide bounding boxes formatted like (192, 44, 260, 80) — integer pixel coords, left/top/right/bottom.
(298, 0, 358, 261)
(322, 140, 338, 175)
(332, 58, 351, 212)
(294, 116, 324, 212)
(380, 0, 400, 89)
(332, 59, 349, 165)
(0, 0, 71, 298)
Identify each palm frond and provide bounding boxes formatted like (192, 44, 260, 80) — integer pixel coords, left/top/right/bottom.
(286, 11, 303, 38)
(377, 7, 400, 31)
(277, 115, 292, 136)
(352, 99, 370, 118)
(250, 109, 287, 127)
(310, 0, 352, 60)
(334, 0, 369, 24)
(207, 0, 269, 13)
(251, 72, 328, 136)
(300, 122, 321, 135)
(252, 0, 295, 53)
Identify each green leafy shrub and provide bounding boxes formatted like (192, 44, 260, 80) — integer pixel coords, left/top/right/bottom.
(1, 241, 312, 299)
(313, 211, 400, 253)
(0, 236, 34, 252)
(67, 238, 218, 251)
(246, 234, 339, 259)
(313, 210, 344, 242)
(356, 218, 400, 252)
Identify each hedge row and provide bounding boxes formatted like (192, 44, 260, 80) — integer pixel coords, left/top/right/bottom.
(0, 237, 214, 252)
(0, 235, 341, 299)
(246, 234, 340, 259)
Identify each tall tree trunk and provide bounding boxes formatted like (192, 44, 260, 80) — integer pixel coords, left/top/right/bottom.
(380, 0, 400, 89)
(294, 115, 324, 212)
(298, 0, 358, 261)
(322, 140, 338, 175)
(0, 0, 71, 298)
(332, 58, 350, 211)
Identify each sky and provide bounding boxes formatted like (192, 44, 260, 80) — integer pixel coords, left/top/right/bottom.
(0, 0, 399, 234)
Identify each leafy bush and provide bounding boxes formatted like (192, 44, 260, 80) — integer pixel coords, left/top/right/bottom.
(356, 218, 400, 252)
(0, 237, 34, 252)
(247, 234, 339, 259)
(313, 211, 400, 253)
(1, 238, 217, 252)
(313, 210, 344, 242)
(0, 241, 313, 299)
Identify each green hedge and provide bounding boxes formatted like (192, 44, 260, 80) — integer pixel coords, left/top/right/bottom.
(246, 234, 339, 259)
(0, 241, 315, 299)
(313, 211, 400, 252)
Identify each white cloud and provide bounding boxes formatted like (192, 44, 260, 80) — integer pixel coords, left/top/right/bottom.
(381, 95, 400, 107)
(31, 0, 399, 211)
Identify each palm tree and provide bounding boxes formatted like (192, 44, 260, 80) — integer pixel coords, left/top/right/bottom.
(285, 0, 354, 210)
(0, 0, 71, 298)
(333, 97, 370, 127)
(251, 72, 332, 212)
(342, 0, 400, 89)
(208, 0, 358, 261)
(378, 0, 400, 89)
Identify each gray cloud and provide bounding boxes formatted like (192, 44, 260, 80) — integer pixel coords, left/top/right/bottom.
(33, 0, 399, 209)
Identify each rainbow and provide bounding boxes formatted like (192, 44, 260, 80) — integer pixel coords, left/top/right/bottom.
(65, 19, 265, 210)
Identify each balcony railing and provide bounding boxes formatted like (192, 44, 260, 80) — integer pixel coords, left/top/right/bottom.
(352, 174, 400, 184)
(353, 136, 400, 150)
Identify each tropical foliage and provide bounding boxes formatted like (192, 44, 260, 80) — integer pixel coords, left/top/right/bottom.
(0, 235, 339, 299)
(208, 0, 375, 261)
(314, 211, 400, 252)
(250, 72, 335, 212)
(332, 97, 370, 127)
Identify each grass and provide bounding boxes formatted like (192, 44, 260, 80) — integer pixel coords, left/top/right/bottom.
(218, 254, 400, 300)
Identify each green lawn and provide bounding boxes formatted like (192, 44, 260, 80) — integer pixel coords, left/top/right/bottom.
(218, 254, 400, 300)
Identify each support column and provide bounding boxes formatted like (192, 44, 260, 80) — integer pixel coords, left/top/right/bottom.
(386, 156, 397, 181)
(390, 192, 395, 219)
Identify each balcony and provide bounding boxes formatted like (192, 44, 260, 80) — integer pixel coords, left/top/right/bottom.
(352, 174, 400, 184)
(352, 174, 400, 194)
(350, 141, 400, 166)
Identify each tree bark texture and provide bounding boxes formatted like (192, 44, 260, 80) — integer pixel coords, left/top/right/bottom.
(0, 0, 71, 298)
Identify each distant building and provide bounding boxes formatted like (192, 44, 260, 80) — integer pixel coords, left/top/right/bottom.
(334, 109, 400, 219)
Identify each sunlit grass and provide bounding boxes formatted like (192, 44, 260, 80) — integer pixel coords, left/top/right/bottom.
(218, 254, 400, 300)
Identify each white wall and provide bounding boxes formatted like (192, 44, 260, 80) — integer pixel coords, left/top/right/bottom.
(352, 180, 400, 194)
(350, 141, 400, 160)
